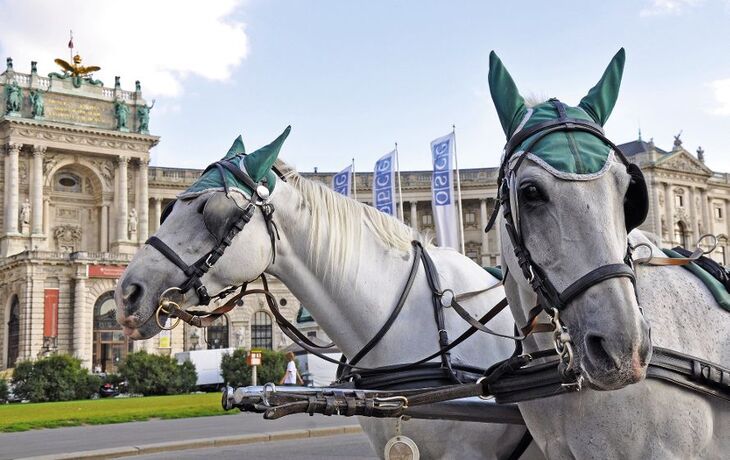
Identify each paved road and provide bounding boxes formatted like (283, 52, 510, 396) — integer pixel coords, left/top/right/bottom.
(131, 434, 376, 460)
(0, 413, 357, 460)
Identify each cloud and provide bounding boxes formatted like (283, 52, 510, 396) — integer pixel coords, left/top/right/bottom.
(710, 78, 730, 115)
(640, 0, 703, 16)
(0, 0, 248, 97)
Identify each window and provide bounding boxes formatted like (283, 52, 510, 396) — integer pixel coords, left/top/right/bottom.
(715, 207, 723, 220)
(675, 194, 684, 208)
(464, 212, 476, 225)
(421, 214, 433, 227)
(251, 311, 273, 349)
(93, 292, 132, 373)
(206, 314, 229, 349)
(54, 172, 82, 193)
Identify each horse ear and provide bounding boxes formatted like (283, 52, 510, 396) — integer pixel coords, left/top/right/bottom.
(223, 135, 246, 160)
(243, 126, 291, 182)
(488, 51, 527, 139)
(578, 48, 625, 126)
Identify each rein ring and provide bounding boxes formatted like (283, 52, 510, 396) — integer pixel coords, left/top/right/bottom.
(155, 300, 182, 330)
(697, 233, 718, 254)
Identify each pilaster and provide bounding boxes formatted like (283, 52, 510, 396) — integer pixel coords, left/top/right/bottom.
(137, 159, 149, 243)
(410, 201, 418, 232)
(4, 143, 21, 234)
(480, 199, 489, 266)
(31, 145, 46, 236)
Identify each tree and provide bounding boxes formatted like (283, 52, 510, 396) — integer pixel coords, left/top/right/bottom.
(118, 351, 197, 395)
(221, 349, 295, 386)
(11, 355, 100, 402)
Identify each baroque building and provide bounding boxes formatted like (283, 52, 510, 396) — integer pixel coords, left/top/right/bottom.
(1, 56, 728, 374)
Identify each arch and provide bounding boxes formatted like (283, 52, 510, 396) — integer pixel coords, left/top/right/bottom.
(5, 295, 20, 368)
(45, 158, 107, 196)
(92, 291, 131, 373)
(673, 221, 689, 248)
(250, 310, 272, 350)
(205, 313, 230, 349)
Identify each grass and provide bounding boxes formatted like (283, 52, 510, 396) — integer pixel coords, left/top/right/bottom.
(0, 392, 234, 432)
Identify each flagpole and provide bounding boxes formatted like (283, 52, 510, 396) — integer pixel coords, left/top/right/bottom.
(395, 143, 404, 221)
(352, 157, 357, 200)
(452, 125, 465, 255)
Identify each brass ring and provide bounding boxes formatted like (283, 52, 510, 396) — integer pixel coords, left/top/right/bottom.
(155, 301, 181, 330)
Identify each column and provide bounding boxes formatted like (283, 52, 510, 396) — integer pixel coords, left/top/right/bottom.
(725, 199, 730, 239)
(152, 197, 162, 233)
(479, 199, 490, 266)
(4, 143, 21, 234)
(43, 198, 50, 236)
(688, 186, 698, 244)
(116, 156, 129, 242)
(700, 188, 710, 237)
(31, 145, 45, 235)
(137, 159, 149, 242)
(100, 203, 109, 251)
(73, 274, 90, 367)
(663, 183, 674, 245)
(410, 201, 418, 232)
(651, 179, 662, 238)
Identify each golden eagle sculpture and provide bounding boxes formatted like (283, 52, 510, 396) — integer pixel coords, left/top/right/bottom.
(54, 54, 100, 77)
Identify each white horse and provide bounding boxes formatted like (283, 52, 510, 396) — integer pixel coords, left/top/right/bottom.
(489, 49, 730, 458)
(115, 133, 542, 459)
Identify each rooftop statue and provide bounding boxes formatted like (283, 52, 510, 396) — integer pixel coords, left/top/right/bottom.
(29, 89, 44, 118)
(114, 100, 130, 131)
(137, 100, 155, 134)
(49, 53, 103, 88)
(4, 80, 22, 114)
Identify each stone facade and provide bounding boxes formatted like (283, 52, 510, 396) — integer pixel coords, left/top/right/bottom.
(1, 57, 728, 373)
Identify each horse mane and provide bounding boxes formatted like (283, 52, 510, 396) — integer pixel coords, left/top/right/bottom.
(275, 160, 432, 283)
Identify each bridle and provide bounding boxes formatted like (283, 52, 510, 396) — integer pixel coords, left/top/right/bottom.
(484, 98, 650, 378)
(144, 157, 284, 328)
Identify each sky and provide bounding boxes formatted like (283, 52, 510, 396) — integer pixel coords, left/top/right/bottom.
(0, 0, 728, 174)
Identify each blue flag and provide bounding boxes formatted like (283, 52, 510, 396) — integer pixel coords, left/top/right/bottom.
(332, 165, 352, 196)
(373, 151, 396, 216)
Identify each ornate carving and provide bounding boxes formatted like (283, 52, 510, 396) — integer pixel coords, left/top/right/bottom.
(658, 191, 664, 207)
(43, 154, 61, 175)
(53, 225, 81, 252)
(88, 158, 114, 187)
(56, 207, 79, 220)
(660, 153, 710, 176)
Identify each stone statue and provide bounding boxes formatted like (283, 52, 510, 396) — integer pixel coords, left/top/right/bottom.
(114, 100, 129, 131)
(128, 208, 138, 236)
(137, 100, 155, 133)
(135, 80, 141, 92)
(20, 199, 31, 228)
(5, 80, 22, 114)
(29, 90, 44, 118)
(673, 131, 683, 148)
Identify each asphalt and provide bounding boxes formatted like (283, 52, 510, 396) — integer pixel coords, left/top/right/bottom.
(0, 413, 361, 460)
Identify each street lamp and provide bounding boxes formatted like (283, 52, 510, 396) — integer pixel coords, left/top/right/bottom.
(190, 330, 200, 351)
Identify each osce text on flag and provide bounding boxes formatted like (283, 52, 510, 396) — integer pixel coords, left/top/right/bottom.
(374, 153, 395, 215)
(332, 166, 351, 196)
(432, 139, 451, 206)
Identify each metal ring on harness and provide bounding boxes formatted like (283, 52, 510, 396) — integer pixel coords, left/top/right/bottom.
(155, 287, 184, 330)
(697, 233, 718, 254)
(155, 301, 182, 330)
(374, 395, 409, 409)
(262, 382, 277, 407)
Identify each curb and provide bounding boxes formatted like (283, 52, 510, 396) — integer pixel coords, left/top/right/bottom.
(18, 425, 363, 460)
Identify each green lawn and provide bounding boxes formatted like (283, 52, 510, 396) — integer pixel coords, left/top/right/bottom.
(0, 392, 234, 432)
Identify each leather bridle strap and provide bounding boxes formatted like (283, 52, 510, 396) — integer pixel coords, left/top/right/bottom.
(558, 263, 636, 305)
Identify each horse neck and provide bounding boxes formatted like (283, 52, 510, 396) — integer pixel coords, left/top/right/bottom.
(266, 183, 419, 360)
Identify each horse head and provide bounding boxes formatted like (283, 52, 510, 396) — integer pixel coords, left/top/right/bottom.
(115, 127, 290, 340)
(489, 49, 652, 390)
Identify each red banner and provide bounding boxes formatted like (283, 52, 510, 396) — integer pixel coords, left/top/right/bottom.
(44, 289, 59, 337)
(88, 265, 126, 279)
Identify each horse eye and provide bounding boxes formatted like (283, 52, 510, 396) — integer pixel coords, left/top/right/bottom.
(521, 184, 544, 202)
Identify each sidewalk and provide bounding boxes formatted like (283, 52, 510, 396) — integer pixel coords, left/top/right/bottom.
(0, 413, 360, 460)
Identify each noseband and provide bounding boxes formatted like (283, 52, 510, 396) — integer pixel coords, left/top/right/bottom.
(146, 159, 282, 307)
(486, 99, 649, 377)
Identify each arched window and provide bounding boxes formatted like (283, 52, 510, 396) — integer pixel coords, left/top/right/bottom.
(93, 292, 131, 373)
(206, 314, 229, 349)
(6, 296, 20, 368)
(673, 221, 689, 248)
(54, 171, 83, 193)
(250, 311, 272, 350)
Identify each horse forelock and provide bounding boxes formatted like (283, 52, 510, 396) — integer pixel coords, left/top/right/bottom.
(275, 160, 431, 283)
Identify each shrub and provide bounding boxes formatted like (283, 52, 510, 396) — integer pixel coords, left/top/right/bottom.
(118, 351, 197, 396)
(0, 378, 7, 403)
(11, 354, 100, 402)
(221, 349, 296, 387)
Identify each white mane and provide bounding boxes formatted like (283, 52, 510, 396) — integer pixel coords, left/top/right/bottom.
(276, 161, 432, 283)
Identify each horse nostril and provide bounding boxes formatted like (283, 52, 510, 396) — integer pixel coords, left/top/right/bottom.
(585, 333, 621, 370)
(123, 282, 144, 314)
